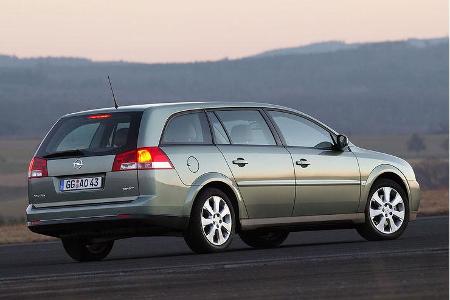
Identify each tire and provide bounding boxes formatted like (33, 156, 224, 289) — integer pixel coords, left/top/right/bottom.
(184, 188, 235, 254)
(62, 238, 114, 262)
(356, 178, 409, 241)
(239, 230, 289, 249)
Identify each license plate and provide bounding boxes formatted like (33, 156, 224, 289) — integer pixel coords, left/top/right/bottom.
(60, 176, 102, 191)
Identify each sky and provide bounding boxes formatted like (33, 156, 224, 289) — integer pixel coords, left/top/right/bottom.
(0, 0, 448, 63)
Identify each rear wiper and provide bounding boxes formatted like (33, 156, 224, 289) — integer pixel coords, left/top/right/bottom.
(43, 149, 86, 159)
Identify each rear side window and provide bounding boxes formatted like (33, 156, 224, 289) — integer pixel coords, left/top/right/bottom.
(160, 112, 212, 145)
(215, 110, 276, 146)
(37, 112, 142, 158)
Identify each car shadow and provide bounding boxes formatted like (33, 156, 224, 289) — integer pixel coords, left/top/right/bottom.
(103, 238, 368, 262)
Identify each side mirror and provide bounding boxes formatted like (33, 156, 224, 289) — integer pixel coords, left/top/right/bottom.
(335, 134, 348, 150)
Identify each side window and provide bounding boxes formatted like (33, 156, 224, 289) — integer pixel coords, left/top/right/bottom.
(161, 112, 212, 145)
(268, 111, 334, 149)
(215, 110, 276, 146)
(207, 112, 230, 144)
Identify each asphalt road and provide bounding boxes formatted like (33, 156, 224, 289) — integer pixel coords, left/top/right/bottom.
(0, 216, 448, 299)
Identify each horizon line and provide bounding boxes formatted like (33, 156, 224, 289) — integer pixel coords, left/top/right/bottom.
(1, 35, 447, 65)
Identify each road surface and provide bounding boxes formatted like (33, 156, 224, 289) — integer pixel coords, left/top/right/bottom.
(0, 216, 447, 299)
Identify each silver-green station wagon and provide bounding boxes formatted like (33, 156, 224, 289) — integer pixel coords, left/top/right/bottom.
(27, 102, 420, 262)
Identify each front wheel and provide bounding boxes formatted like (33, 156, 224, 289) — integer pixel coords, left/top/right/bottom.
(240, 230, 289, 249)
(62, 239, 114, 262)
(356, 179, 409, 241)
(184, 188, 235, 254)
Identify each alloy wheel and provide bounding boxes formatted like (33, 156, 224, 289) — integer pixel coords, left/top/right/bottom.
(201, 196, 232, 246)
(369, 186, 405, 234)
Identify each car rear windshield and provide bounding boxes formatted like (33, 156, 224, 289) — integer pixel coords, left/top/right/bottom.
(37, 112, 143, 159)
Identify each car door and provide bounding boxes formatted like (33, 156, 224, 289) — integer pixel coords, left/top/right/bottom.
(212, 109, 295, 219)
(267, 110, 361, 216)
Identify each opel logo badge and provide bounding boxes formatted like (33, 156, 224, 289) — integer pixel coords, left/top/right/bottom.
(73, 159, 83, 169)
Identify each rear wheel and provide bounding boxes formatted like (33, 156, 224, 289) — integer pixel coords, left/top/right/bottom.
(240, 230, 289, 249)
(62, 239, 114, 262)
(184, 188, 235, 253)
(356, 179, 409, 241)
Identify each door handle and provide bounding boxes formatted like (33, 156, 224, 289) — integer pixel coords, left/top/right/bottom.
(296, 159, 310, 168)
(232, 158, 248, 167)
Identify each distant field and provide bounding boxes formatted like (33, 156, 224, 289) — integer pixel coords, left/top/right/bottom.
(0, 136, 447, 221)
(0, 139, 40, 174)
(349, 134, 448, 159)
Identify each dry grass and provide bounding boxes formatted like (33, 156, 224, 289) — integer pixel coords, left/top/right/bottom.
(0, 224, 55, 244)
(418, 189, 449, 216)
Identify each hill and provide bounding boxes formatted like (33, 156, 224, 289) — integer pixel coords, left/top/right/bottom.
(0, 38, 448, 138)
(250, 37, 447, 57)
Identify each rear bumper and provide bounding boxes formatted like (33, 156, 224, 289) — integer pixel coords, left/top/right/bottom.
(28, 214, 188, 239)
(26, 195, 188, 238)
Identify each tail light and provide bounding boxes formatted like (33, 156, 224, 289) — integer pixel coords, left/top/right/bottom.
(112, 147, 173, 171)
(28, 157, 48, 178)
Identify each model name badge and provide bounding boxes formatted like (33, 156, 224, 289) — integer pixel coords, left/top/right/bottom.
(33, 194, 46, 198)
(122, 186, 135, 191)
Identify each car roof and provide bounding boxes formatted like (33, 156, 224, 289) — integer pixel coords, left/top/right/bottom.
(65, 101, 290, 116)
(63, 101, 338, 135)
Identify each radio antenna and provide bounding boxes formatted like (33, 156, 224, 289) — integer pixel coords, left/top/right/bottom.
(107, 75, 119, 109)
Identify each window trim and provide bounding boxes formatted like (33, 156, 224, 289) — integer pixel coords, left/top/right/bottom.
(263, 108, 343, 151)
(159, 109, 214, 146)
(210, 108, 283, 147)
(205, 110, 231, 145)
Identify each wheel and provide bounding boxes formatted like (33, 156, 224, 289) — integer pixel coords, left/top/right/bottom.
(239, 230, 289, 249)
(184, 188, 235, 253)
(356, 179, 409, 241)
(62, 238, 114, 262)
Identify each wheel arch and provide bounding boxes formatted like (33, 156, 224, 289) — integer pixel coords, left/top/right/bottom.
(360, 165, 411, 212)
(183, 173, 248, 224)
